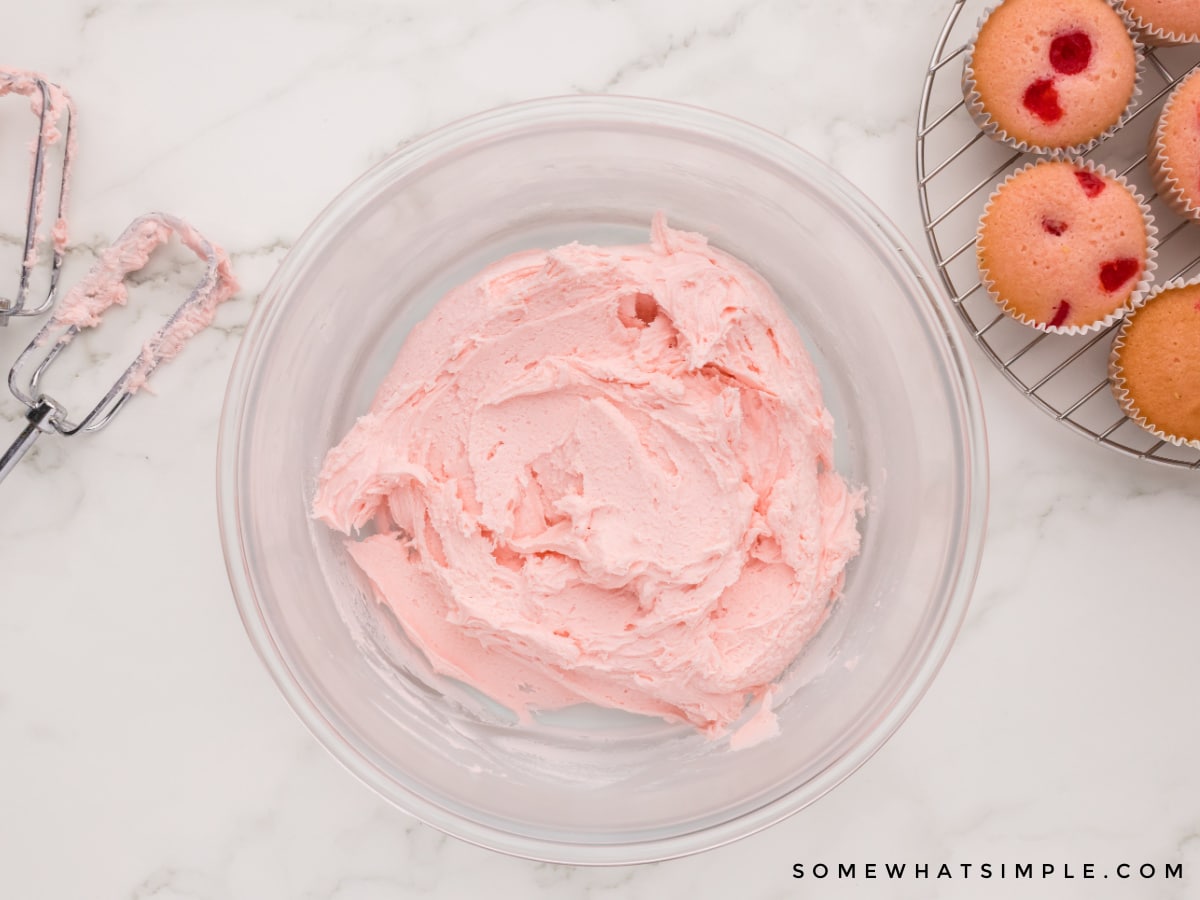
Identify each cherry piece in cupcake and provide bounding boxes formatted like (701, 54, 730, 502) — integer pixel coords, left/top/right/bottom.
(978, 160, 1155, 333)
(1110, 278, 1200, 448)
(1149, 67, 1200, 223)
(1118, 0, 1200, 46)
(1050, 31, 1093, 74)
(1075, 170, 1107, 197)
(1023, 79, 1063, 122)
(965, 0, 1140, 153)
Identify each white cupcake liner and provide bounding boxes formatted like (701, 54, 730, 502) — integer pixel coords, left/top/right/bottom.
(963, 0, 1146, 157)
(977, 157, 1159, 336)
(1109, 274, 1200, 449)
(1148, 66, 1200, 223)
(1118, 1, 1200, 46)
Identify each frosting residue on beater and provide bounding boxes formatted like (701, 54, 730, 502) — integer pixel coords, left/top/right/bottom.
(0, 67, 76, 266)
(313, 214, 864, 738)
(50, 214, 239, 394)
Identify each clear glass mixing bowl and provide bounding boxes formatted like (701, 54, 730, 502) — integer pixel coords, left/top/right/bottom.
(217, 95, 988, 864)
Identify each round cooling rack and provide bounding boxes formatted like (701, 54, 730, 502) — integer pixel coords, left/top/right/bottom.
(917, 0, 1200, 469)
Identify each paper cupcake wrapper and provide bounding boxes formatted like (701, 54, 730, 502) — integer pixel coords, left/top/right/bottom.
(1109, 274, 1200, 449)
(1118, 1, 1200, 46)
(977, 158, 1159, 336)
(1148, 66, 1200, 223)
(962, 0, 1146, 157)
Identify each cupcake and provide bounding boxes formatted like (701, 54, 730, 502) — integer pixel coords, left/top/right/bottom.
(978, 159, 1156, 333)
(1109, 278, 1200, 447)
(964, 0, 1142, 154)
(1118, 0, 1200, 44)
(1149, 67, 1200, 222)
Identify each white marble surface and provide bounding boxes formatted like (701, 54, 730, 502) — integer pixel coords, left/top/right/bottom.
(2, 1, 1199, 898)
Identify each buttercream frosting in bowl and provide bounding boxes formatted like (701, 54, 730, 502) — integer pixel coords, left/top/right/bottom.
(219, 96, 986, 863)
(313, 214, 864, 737)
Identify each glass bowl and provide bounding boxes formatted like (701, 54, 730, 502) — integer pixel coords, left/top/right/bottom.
(217, 95, 988, 864)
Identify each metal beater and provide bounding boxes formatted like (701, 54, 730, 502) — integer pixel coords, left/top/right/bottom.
(0, 69, 75, 325)
(0, 213, 236, 483)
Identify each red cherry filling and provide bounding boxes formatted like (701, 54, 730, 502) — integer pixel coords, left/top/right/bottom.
(1074, 170, 1106, 198)
(1023, 79, 1063, 123)
(617, 291, 659, 328)
(634, 292, 658, 325)
(1042, 217, 1069, 235)
(1100, 258, 1140, 292)
(1050, 31, 1092, 75)
(1048, 301, 1072, 328)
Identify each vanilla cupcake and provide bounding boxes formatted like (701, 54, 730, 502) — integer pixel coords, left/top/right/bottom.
(964, 0, 1142, 154)
(1110, 278, 1200, 447)
(1118, 0, 1200, 45)
(978, 159, 1156, 333)
(1150, 67, 1200, 222)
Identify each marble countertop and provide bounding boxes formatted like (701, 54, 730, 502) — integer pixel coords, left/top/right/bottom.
(3, 1, 1198, 898)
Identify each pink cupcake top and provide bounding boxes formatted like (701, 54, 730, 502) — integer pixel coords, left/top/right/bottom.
(979, 161, 1151, 331)
(970, 0, 1139, 150)
(1120, 0, 1200, 40)
(1153, 69, 1200, 212)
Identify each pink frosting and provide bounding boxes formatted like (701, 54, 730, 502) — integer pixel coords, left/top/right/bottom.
(51, 214, 239, 395)
(313, 216, 864, 735)
(729, 688, 781, 750)
(0, 67, 76, 268)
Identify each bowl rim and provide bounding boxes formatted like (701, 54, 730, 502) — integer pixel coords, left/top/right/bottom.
(217, 93, 989, 865)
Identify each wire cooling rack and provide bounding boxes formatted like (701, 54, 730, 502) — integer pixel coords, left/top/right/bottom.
(917, 1, 1200, 469)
